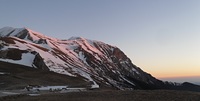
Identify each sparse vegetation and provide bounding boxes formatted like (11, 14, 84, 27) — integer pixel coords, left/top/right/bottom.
(0, 61, 89, 90)
(1, 90, 200, 101)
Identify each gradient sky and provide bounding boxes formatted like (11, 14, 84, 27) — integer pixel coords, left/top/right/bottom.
(0, 0, 200, 81)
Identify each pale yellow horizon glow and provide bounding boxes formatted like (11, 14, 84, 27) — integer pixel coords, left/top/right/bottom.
(130, 49, 200, 79)
(135, 60, 200, 78)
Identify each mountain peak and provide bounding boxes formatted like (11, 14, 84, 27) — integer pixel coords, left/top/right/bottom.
(68, 36, 86, 40)
(68, 36, 96, 44)
(0, 27, 26, 37)
(0, 26, 155, 89)
(1, 26, 191, 90)
(0, 27, 58, 42)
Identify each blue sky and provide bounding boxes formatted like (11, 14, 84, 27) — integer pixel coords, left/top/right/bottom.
(1, 0, 200, 81)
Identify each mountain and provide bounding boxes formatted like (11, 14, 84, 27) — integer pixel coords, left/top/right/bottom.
(0, 27, 199, 91)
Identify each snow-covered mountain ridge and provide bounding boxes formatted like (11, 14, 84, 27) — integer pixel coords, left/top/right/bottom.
(0, 27, 193, 90)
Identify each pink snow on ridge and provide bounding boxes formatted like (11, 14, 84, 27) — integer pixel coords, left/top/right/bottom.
(0, 27, 125, 89)
(26, 28, 58, 41)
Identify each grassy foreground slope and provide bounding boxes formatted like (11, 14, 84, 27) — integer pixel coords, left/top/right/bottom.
(0, 61, 88, 90)
(1, 90, 200, 101)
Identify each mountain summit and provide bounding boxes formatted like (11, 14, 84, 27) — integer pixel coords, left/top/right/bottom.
(0, 27, 199, 91)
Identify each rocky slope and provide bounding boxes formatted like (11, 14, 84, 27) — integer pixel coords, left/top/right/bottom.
(0, 27, 199, 91)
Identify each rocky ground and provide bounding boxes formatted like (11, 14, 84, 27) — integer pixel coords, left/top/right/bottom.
(1, 90, 200, 101)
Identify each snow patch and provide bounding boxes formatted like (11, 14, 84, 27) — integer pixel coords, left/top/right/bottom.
(0, 53, 35, 67)
(78, 51, 89, 66)
(0, 72, 9, 75)
(91, 82, 100, 89)
(122, 77, 135, 86)
(28, 94, 40, 96)
(72, 68, 99, 89)
(0, 72, 6, 75)
(31, 86, 68, 91)
(2, 92, 19, 95)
